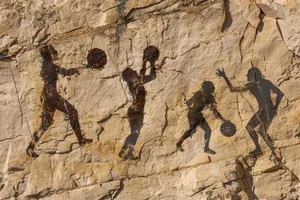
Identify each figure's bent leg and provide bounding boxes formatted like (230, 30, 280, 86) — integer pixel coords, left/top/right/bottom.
(26, 102, 55, 157)
(260, 110, 277, 155)
(176, 127, 197, 151)
(57, 98, 92, 145)
(176, 113, 198, 152)
(119, 132, 139, 160)
(119, 109, 144, 159)
(199, 118, 216, 154)
(246, 113, 261, 155)
(258, 122, 275, 153)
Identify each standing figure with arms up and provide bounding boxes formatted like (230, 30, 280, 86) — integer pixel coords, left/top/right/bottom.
(216, 67, 283, 155)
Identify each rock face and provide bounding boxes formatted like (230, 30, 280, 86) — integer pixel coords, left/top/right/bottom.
(1, 0, 300, 199)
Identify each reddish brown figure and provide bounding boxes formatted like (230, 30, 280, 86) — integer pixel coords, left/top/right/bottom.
(26, 45, 92, 157)
(119, 46, 159, 160)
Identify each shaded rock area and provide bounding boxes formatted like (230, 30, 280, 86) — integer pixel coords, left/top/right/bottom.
(1, 0, 300, 199)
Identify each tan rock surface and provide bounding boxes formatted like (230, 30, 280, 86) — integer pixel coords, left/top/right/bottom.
(1, 0, 300, 199)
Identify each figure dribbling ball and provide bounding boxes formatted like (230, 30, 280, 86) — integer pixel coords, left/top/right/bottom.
(220, 121, 236, 137)
(143, 46, 159, 62)
(86, 48, 107, 69)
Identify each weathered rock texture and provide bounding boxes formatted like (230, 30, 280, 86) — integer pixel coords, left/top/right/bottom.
(1, 0, 300, 199)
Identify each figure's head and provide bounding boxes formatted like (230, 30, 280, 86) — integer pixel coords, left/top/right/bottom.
(247, 67, 263, 82)
(86, 48, 107, 69)
(202, 81, 215, 95)
(39, 44, 58, 59)
(122, 67, 137, 82)
(143, 46, 159, 63)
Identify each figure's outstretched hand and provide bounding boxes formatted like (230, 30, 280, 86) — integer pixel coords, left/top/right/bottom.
(216, 68, 226, 78)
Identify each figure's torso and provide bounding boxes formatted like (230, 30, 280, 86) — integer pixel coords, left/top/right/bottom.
(248, 80, 273, 110)
(40, 60, 59, 96)
(190, 91, 215, 112)
(129, 75, 146, 112)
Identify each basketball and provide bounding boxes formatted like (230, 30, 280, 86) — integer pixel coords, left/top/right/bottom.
(143, 46, 159, 62)
(86, 48, 107, 69)
(220, 121, 236, 137)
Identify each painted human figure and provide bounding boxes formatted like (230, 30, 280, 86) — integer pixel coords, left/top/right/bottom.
(26, 45, 92, 157)
(216, 67, 284, 155)
(176, 81, 225, 154)
(119, 46, 159, 159)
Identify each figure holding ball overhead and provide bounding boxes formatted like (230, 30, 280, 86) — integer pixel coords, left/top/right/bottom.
(176, 81, 227, 154)
(119, 46, 159, 160)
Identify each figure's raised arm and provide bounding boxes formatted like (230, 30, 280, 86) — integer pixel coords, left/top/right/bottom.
(140, 46, 159, 84)
(143, 61, 156, 83)
(139, 60, 147, 77)
(216, 68, 249, 92)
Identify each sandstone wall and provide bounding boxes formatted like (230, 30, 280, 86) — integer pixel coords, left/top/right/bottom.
(1, 0, 300, 199)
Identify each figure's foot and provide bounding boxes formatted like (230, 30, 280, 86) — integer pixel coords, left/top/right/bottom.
(119, 150, 139, 160)
(118, 149, 125, 158)
(176, 141, 184, 152)
(249, 148, 262, 155)
(26, 141, 39, 158)
(124, 152, 139, 160)
(204, 147, 216, 155)
(79, 138, 93, 146)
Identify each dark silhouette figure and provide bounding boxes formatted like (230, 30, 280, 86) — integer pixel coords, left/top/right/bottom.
(216, 67, 284, 155)
(26, 45, 92, 157)
(119, 46, 159, 160)
(176, 81, 226, 154)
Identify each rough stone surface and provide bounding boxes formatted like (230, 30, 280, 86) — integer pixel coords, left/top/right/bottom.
(1, 0, 300, 199)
